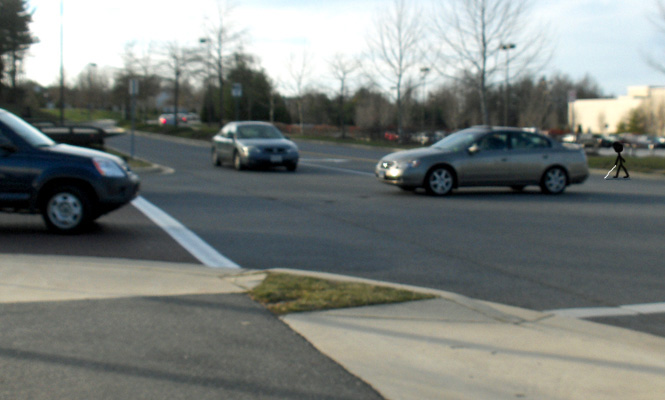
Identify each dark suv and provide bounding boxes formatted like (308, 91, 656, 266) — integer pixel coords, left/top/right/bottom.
(0, 109, 140, 233)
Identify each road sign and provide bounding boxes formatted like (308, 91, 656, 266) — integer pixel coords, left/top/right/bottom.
(129, 79, 139, 96)
(232, 83, 242, 98)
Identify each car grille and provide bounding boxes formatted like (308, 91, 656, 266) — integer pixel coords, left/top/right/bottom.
(263, 147, 287, 154)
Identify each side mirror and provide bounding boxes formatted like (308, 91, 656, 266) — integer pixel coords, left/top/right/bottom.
(467, 144, 480, 155)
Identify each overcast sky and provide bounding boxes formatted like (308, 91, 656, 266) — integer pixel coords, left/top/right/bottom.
(22, 0, 665, 97)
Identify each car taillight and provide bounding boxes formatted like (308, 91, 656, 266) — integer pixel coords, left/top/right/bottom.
(159, 118, 166, 124)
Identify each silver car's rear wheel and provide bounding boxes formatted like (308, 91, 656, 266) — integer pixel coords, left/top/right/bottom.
(425, 167, 454, 196)
(541, 167, 567, 194)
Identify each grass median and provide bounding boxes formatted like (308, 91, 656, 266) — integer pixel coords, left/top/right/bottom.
(587, 154, 665, 174)
(250, 272, 436, 315)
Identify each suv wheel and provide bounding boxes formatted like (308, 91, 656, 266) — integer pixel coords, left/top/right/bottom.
(41, 186, 93, 233)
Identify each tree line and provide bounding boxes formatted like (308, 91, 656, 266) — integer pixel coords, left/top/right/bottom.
(2, 0, 609, 138)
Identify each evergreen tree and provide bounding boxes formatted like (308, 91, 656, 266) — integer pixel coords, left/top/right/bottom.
(0, 0, 37, 101)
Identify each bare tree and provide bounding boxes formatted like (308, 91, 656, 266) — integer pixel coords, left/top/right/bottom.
(644, 0, 665, 136)
(201, 0, 246, 126)
(119, 41, 161, 121)
(287, 49, 313, 133)
(432, 0, 550, 125)
(73, 63, 109, 118)
(329, 52, 359, 138)
(159, 41, 200, 127)
(646, 0, 665, 74)
(515, 76, 555, 129)
(365, 0, 424, 139)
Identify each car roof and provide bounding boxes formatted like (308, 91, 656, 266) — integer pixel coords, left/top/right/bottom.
(232, 121, 273, 126)
(470, 125, 540, 132)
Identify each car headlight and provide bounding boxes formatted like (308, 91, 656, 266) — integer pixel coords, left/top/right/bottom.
(239, 145, 259, 156)
(93, 158, 126, 177)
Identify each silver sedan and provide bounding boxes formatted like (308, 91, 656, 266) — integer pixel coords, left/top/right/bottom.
(211, 121, 299, 171)
(375, 126, 589, 195)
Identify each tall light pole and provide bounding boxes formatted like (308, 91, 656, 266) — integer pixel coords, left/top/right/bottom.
(59, 0, 65, 125)
(501, 43, 516, 126)
(420, 67, 430, 132)
(199, 37, 212, 125)
(86, 63, 97, 121)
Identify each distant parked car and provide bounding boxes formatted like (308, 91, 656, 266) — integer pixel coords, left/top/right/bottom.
(384, 131, 399, 142)
(618, 133, 654, 149)
(412, 131, 447, 146)
(211, 121, 299, 171)
(557, 133, 577, 143)
(0, 108, 140, 233)
(375, 126, 589, 195)
(577, 133, 600, 149)
(158, 112, 199, 126)
(652, 136, 665, 148)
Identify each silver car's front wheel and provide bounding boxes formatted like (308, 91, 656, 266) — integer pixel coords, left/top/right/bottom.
(233, 152, 244, 171)
(212, 148, 221, 166)
(425, 167, 454, 196)
(541, 167, 567, 194)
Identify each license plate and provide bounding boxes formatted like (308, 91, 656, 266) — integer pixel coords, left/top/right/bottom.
(270, 155, 283, 163)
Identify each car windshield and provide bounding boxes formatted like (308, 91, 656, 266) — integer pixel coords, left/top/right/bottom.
(0, 111, 55, 147)
(236, 124, 284, 139)
(431, 128, 486, 151)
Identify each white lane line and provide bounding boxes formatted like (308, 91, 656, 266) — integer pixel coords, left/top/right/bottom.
(548, 302, 665, 319)
(300, 162, 375, 177)
(299, 158, 348, 163)
(131, 196, 242, 269)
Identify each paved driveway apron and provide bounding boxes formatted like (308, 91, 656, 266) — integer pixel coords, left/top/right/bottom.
(0, 293, 382, 400)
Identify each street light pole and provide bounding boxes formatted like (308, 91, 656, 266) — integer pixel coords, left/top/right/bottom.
(86, 63, 97, 121)
(199, 38, 212, 125)
(501, 43, 516, 126)
(420, 67, 430, 132)
(59, 0, 65, 125)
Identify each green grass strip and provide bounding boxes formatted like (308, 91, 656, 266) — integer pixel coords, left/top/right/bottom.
(587, 155, 665, 174)
(250, 272, 435, 315)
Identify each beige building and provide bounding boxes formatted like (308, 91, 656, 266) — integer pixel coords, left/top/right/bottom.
(569, 86, 665, 136)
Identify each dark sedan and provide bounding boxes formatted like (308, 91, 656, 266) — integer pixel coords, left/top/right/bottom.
(211, 121, 299, 171)
(376, 126, 589, 195)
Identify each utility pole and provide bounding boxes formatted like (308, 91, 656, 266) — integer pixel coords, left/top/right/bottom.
(199, 38, 213, 125)
(129, 79, 139, 159)
(501, 43, 516, 126)
(420, 67, 430, 132)
(59, 0, 65, 125)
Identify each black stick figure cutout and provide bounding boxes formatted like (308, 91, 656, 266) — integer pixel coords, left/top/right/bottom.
(611, 141, 630, 179)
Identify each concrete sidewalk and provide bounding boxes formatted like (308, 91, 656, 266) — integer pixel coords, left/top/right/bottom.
(2, 255, 664, 399)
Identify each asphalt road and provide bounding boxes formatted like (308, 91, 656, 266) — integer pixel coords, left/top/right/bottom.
(2, 132, 663, 338)
(0, 293, 382, 400)
(0, 204, 199, 263)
